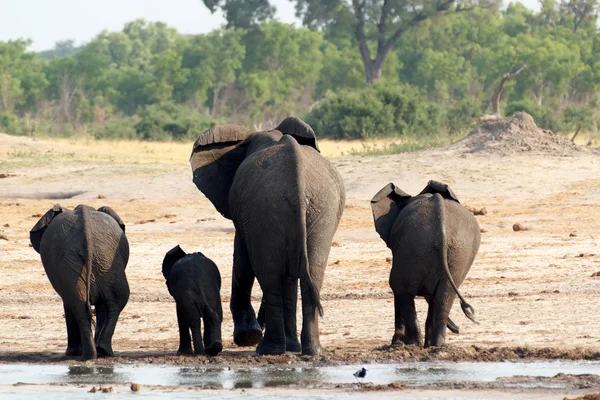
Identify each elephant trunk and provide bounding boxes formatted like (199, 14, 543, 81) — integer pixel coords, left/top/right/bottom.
(80, 206, 95, 329)
(436, 194, 478, 325)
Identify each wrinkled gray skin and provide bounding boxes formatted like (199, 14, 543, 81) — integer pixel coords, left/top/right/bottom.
(190, 117, 345, 355)
(371, 181, 480, 348)
(30, 204, 129, 361)
(162, 245, 223, 357)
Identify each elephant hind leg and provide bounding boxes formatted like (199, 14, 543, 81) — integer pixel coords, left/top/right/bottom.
(424, 297, 435, 347)
(180, 302, 204, 355)
(95, 305, 123, 357)
(70, 302, 96, 361)
(94, 302, 107, 345)
(392, 294, 422, 346)
(176, 305, 193, 355)
(283, 278, 301, 353)
(429, 280, 457, 348)
(231, 233, 262, 347)
(256, 287, 286, 355)
(64, 305, 82, 357)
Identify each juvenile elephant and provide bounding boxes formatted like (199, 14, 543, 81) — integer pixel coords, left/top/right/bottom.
(190, 117, 345, 355)
(162, 245, 223, 356)
(371, 181, 480, 348)
(30, 204, 129, 361)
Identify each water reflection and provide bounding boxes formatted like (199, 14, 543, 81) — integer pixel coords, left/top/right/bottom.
(1, 360, 600, 389)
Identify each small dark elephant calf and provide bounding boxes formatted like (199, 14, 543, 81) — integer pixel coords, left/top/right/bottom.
(30, 204, 129, 361)
(162, 245, 223, 356)
(371, 181, 481, 348)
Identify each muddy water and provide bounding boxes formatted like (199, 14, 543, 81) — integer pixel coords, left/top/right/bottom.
(1, 361, 600, 390)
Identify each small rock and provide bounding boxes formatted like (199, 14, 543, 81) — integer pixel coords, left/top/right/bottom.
(137, 219, 156, 224)
(480, 228, 488, 233)
(388, 381, 406, 389)
(97, 194, 106, 199)
(569, 233, 577, 237)
(512, 223, 525, 231)
(331, 241, 342, 247)
(101, 386, 113, 393)
(466, 205, 487, 216)
(3, 223, 9, 227)
(0, 233, 8, 241)
(386, 257, 393, 263)
(333, 260, 340, 265)
(554, 290, 560, 293)
(31, 213, 42, 218)
(508, 291, 519, 297)
(343, 331, 350, 336)
(203, 384, 222, 390)
(89, 386, 97, 393)
(591, 272, 600, 277)
(130, 383, 141, 392)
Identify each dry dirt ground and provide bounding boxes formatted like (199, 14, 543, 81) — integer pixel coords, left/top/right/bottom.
(1, 118, 600, 367)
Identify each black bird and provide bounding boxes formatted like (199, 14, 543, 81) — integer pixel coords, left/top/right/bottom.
(353, 367, 367, 383)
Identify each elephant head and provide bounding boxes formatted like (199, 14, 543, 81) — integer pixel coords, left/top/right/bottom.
(190, 117, 320, 220)
(97, 206, 126, 232)
(162, 245, 187, 281)
(370, 180, 460, 248)
(30, 204, 64, 254)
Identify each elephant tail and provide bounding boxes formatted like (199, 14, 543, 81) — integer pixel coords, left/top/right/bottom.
(436, 194, 478, 325)
(285, 138, 323, 317)
(80, 206, 96, 329)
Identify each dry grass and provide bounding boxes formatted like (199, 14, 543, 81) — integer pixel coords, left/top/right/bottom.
(0, 134, 431, 169)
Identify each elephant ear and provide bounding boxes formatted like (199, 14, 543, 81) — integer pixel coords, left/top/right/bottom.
(30, 204, 63, 254)
(162, 245, 187, 281)
(419, 180, 460, 204)
(97, 206, 126, 232)
(370, 183, 412, 248)
(275, 116, 320, 152)
(190, 125, 252, 220)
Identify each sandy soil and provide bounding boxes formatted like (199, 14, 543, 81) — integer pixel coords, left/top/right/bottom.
(1, 129, 599, 366)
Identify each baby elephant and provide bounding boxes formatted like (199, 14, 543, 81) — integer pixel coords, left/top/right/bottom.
(30, 204, 129, 361)
(162, 245, 223, 356)
(371, 181, 481, 348)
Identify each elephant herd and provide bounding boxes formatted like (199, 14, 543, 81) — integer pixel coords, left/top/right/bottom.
(28, 117, 481, 361)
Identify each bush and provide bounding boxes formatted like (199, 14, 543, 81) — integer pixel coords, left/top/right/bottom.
(307, 84, 440, 139)
(91, 117, 139, 140)
(135, 103, 223, 141)
(0, 113, 23, 135)
(562, 106, 595, 132)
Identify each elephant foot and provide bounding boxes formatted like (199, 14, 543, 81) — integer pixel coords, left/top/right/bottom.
(285, 337, 301, 353)
(233, 315, 263, 347)
(65, 347, 82, 357)
(177, 347, 194, 355)
(256, 338, 285, 355)
(79, 350, 97, 362)
(391, 333, 405, 346)
(96, 345, 114, 357)
(205, 342, 223, 357)
(301, 343, 322, 356)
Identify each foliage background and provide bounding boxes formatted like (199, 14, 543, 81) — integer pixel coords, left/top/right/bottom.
(1, 1, 600, 141)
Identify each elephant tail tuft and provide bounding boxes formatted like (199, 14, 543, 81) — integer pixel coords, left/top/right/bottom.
(435, 194, 478, 325)
(80, 205, 96, 329)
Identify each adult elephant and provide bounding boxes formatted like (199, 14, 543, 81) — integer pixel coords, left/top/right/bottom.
(370, 181, 480, 348)
(190, 117, 345, 355)
(30, 204, 130, 361)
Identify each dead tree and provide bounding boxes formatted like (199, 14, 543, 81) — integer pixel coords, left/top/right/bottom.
(478, 51, 527, 123)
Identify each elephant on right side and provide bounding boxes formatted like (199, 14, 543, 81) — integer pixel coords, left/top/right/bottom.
(370, 180, 481, 348)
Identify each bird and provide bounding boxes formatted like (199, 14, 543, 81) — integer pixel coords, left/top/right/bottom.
(353, 367, 367, 383)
